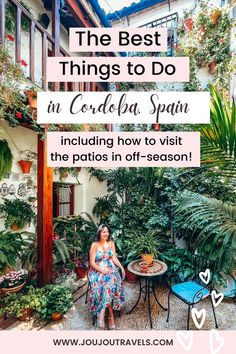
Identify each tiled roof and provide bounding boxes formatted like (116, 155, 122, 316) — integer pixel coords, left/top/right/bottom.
(107, 0, 166, 21)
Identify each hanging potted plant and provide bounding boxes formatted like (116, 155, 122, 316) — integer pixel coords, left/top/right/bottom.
(0, 139, 13, 181)
(24, 87, 37, 109)
(0, 198, 36, 230)
(0, 230, 25, 274)
(18, 150, 37, 174)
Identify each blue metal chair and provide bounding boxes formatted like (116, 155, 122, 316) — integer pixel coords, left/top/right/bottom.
(166, 254, 218, 330)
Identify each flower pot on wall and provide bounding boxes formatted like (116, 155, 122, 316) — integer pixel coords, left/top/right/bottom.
(24, 90, 37, 109)
(10, 223, 20, 231)
(183, 18, 193, 32)
(152, 124, 160, 131)
(208, 60, 217, 75)
(210, 10, 221, 25)
(18, 160, 32, 173)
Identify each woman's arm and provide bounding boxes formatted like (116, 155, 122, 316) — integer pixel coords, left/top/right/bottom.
(111, 241, 126, 279)
(89, 243, 110, 274)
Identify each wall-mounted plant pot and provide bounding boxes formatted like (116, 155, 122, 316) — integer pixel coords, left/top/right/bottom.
(76, 167, 82, 172)
(183, 18, 193, 32)
(152, 124, 160, 131)
(10, 223, 20, 231)
(210, 10, 221, 25)
(18, 308, 33, 321)
(51, 313, 63, 321)
(208, 60, 217, 75)
(24, 90, 37, 109)
(59, 172, 69, 179)
(18, 160, 32, 173)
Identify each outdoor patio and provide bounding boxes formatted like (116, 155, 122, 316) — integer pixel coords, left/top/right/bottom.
(6, 279, 236, 331)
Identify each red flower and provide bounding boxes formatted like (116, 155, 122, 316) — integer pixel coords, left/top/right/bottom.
(6, 34, 14, 42)
(218, 38, 223, 45)
(15, 111, 23, 119)
(21, 59, 28, 67)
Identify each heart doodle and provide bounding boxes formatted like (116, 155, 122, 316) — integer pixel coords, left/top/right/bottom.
(176, 331, 193, 352)
(211, 290, 224, 308)
(209, 330, 225, 354)
(199, 268, 210, 284)
(191, 308, 206, 329)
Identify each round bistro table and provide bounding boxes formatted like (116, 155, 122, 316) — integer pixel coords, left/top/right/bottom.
(127, 259, 168, 328)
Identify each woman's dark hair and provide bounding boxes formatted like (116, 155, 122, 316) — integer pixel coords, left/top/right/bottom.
(95, 224, 112, 242)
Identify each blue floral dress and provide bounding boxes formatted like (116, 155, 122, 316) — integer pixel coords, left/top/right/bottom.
(88, 245, 125, 315)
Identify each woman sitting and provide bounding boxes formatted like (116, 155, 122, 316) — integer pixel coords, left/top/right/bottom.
(88, 224, 125, 329)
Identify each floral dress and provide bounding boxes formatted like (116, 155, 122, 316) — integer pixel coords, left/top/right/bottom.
(88, 245, 125, 315)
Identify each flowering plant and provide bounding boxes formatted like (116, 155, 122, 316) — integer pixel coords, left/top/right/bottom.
(0, 269, 28, 289)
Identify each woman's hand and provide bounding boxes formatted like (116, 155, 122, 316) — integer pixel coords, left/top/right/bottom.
(101, 269, 112, 275)
(121, 267, 126, 280)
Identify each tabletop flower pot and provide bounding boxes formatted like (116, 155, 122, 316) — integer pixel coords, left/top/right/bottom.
(141, 253, 154, 266)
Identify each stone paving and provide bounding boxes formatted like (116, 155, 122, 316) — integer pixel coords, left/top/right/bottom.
(7, 280, 236, 331)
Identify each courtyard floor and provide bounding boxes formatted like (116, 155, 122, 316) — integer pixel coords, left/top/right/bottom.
(7, 279, 236, 331)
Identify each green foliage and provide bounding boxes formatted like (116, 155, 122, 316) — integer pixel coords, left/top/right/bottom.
(2, 286, 41, 317)
(0, 139, 13, 181)
(0, 198, 36, 229)
(0, 230, 25, 272)
(193, 86, 236, 178)
(126, 230, 161, 260)
(37, 284, 73, 320)
(92, 194, 117, 220)
(175, 191, 236, 272)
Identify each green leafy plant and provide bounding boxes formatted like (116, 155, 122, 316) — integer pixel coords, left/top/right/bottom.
(37, 284, 73, 320)
(126, 230, 161, 260)
(2, 286, 40, 318)
(0, 198, 36, 229)
(0, 231, 25, 273)
(175, 191, 236, 273)
(0, 139, 13, 181)
(193, 86, 236, 178)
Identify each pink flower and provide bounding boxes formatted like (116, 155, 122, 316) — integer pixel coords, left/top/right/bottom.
(21, 59, 28, 67)
(218, 38, 223, 45)
(6, 34, 14, 42)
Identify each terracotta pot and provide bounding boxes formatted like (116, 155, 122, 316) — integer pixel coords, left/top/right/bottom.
(18, 160, 32, 173)
(125, 267, 137, 283)
(24, 90, 37, 109)
(1, 281, 26, 294)
(76, 167, 81, 172)
(51, 313, 63, 321)
(210, 10, 221, 25)
(11, 223, 20, 231)
(75, 266, 87, 279)
(183, 18, 193, 32)
(152, 123, 160, 131)
(139, 261, 149, 273)
(141, 253, 154, 265)
(208, 60, 217, 75)
(18, 308, 32, 321)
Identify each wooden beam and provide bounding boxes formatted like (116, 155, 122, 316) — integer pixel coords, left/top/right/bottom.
(65, 0, 94, 28)
(15, 6, 21, 63)
(42, 33, 47, 90)
(0, 0, 5, 44)
(52, 0, 60, 91)
(37, 134, 53, 287)
(30, 21, 35, 82)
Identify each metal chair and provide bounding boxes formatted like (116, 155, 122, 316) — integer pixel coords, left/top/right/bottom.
(166, 253, 218, 330)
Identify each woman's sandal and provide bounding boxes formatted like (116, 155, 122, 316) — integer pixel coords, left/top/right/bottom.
(97, 311, 105, 330)
(108, 316, 116, 330)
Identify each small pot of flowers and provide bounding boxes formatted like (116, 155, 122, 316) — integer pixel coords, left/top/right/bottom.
(0, 269, 28, 294)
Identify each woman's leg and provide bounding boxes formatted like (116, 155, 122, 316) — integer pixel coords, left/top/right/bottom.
(97, 308, 106, 329)
(107, 304, 115, 329)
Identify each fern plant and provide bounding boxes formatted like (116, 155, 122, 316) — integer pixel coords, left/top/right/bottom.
(0, 139, 13, 181)
(175, 191, 236, 272)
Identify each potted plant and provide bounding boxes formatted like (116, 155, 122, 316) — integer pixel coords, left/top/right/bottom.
(210, 8, 221, 25)
(0, 140, 13, 181)
(0, 198, 36, 230)
(18, 150, 37, 174)
(126, 230, 160, 265)
(2, 286, 40, 320)
(87, 167, 107, 182)
(0, 269, 28, 294)
(37, 284, 73, 320)
(24, 87, 37, 109)
(0, 230, 25, 274)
